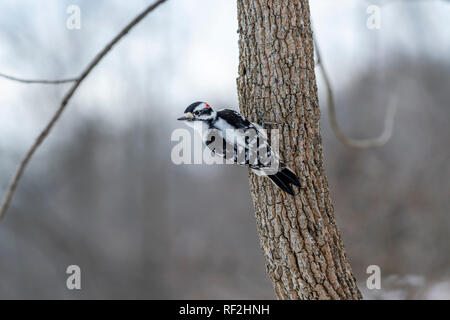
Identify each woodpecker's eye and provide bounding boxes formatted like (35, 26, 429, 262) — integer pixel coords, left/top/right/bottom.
(194, 111, 200, 116)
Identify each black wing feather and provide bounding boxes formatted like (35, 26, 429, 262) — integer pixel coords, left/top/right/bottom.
(216, 109, 252, 130)
(268, 174, 295, 195)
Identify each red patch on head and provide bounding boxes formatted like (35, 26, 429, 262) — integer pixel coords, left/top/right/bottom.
(205, 103, 211, 108)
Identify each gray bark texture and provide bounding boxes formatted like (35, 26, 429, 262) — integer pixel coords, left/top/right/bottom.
(236, 0, 362, 300)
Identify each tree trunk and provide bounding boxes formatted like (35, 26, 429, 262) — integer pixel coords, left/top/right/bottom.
(236, 0, 362, 300)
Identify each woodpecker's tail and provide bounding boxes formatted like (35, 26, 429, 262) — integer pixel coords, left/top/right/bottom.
(268, 167, 301, 196)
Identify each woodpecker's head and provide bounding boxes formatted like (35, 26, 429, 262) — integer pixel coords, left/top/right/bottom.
(177, 101, 216, 122)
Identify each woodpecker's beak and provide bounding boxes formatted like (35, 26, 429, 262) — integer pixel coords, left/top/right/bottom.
(177, 112, 194, 121)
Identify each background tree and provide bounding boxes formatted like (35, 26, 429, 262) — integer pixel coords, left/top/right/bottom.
(237, 0, 362, 299)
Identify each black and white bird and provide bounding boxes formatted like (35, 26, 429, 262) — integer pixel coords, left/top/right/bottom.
(177, 101, 300, 195)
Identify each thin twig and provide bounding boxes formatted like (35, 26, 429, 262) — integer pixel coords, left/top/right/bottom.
(313, 0, 447, 148)
(0, 72, 77, 84)
(314, 37, 398, 149)
(0, 0, 167, 221)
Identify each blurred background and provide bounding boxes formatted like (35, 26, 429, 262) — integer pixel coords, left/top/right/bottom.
(0, 0, 449, 299)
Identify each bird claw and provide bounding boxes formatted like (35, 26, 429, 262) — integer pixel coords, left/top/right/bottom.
(256, 110, 280, 128)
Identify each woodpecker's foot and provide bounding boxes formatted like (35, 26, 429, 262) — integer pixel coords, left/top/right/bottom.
(256, 113, 280, 128)
(260, 120, 280, 128)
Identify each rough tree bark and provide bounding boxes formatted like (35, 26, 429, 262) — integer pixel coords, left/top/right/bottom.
(236, 0, 362, 299)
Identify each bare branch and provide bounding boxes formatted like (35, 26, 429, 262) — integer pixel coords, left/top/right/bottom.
(0, 72, 77, 84)
(0, 0, 168, 221)
(314, 37, 398, 149)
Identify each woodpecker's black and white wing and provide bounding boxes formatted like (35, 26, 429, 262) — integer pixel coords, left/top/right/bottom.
(215, 109, 253, 130)
(205, 109, 278, 172)
(222, 109, 300, 194)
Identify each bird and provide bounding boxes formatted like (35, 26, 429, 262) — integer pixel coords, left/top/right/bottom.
(177, 101, 300, 195)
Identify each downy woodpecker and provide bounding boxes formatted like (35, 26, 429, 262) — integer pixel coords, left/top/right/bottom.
(177, 101, 300, 195)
